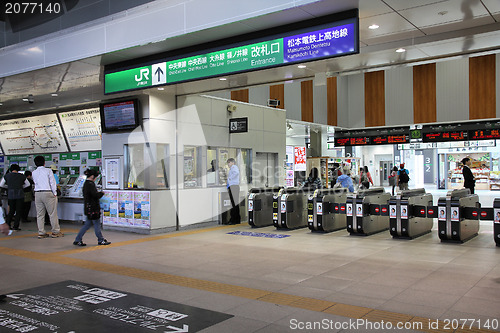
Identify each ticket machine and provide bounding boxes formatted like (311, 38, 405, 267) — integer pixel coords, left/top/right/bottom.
(346, 187, 391, 235)
(308, 188, 348, 232)
(273, 188, 314, 229)
(389, 189, 433, 239)
(437, 189, 480, 243)
(248, 187, 282, 227)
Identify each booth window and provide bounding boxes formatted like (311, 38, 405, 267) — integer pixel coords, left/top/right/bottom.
(206, 147, 252, 187)
(124, 143, 169, 189)
(184, 146, 202, 188)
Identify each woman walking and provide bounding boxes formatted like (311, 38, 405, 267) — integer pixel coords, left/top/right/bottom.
(73, 169, 111, 246)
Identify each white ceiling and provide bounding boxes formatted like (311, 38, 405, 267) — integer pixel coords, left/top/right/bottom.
(0, 0, 499, 117)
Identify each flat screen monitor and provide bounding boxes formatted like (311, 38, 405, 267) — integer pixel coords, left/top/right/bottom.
(67, 177, 78, 186)
(99, 99, 140, 132)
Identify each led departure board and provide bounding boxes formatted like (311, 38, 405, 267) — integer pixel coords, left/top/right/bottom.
(334, 130, 410, 147)
(469, 129, 500, 140)
(422, 130, 468, 143)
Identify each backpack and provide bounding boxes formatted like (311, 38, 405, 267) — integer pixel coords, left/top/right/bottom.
(399, 169, 409, 183)
(360, 173, 370, 189)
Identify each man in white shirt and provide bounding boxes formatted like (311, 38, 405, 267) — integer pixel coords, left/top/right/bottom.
(32, 156, 63, 239)
(226, 158, 240, 224)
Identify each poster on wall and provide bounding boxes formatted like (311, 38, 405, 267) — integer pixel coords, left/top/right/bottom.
(104, 157, 120, 189)
(134, 191, 150, 228)
(294, 146, 306, 171)
(58, 109, 102, 151)
(0, 114, 67, 155)
(102, 191, 119, 226)
(117, 191, 133, 226)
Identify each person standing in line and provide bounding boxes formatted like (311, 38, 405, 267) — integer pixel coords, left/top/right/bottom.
(226, 158, 241, 225)
(303, 167, 322, 190)
(32, 156, 64, 239)
(22, 170, 35, 223)
(462, 157, 475, 194)
(389, 166, 398, 196)
(0, 164, 31, 230)
(397, 163, 410, 191)
(73, 169, 110, 246)
(336, 165, 354, 192)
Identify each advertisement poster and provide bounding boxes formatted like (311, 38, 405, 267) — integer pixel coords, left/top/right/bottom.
(450, 207, 459, 222)
(401, 205, 408, 219)
(134, 192, 150, 228)
(118, 191, 133, 221)
(356, 204, 363, 217)
(346, 203, 353, 217)
(390, 205, 397, 219)
(438, 208, 446, 221)
(495, 208, 500, 224)
(102, 191, 118, 226)
(105, 157, 120, 189)
(294, 146, 306, 171)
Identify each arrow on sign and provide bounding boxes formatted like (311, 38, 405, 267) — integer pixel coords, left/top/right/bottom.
(155, 67, 164, 82)
(164, 324, 189, 333)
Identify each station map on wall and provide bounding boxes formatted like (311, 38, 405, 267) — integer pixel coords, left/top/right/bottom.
(0, 114, 67, 155)
(59, 108, 102, 151)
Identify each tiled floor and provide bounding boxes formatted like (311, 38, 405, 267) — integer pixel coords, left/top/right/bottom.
(0, 217, 499, 332)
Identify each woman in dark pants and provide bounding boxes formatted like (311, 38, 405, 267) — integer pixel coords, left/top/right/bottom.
(461, 157, 475, 194)
(73, 169, 110, 246)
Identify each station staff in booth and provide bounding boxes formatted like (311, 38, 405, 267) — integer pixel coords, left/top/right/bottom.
(32, 155, 64, 239)
(0, 164, 31, 231)
(226, 158, 241, 224)
(461, 157, 475, 194)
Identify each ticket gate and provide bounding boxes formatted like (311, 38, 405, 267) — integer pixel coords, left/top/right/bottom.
(248, 187, 282, 227)
(494, 199, 500, 247)
(346, 187, 391, 235)
(308, 188, 348, 232)
(389, 189, 433, 239)
(438, 189, 480, 243)
(273, 188, 314, 229)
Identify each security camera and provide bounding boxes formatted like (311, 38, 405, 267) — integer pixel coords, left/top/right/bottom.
(227, 104, 237, 112)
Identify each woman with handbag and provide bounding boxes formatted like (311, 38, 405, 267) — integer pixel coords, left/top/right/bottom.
(73, 169, 111, 246)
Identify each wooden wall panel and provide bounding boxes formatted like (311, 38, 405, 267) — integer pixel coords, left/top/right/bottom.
(301, 80, 314, 122)
(230, 89, 249, 103)
(269, 84, 284, 109)
(327, 77, 337, 126)
(413, 64, 436, 124)
(364, 71, 385, 127)
(470, 54, 496, 119)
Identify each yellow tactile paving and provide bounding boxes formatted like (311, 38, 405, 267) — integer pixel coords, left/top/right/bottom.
(0, 225, 497, 333)
(323, 303, 374, 318)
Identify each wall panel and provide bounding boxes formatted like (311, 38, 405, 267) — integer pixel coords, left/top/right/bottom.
(437, 58, 469, 122)
(284, 82, 301, 121)
(313, 83, 327, 125)
(413, 64, 436, 124)
(497, 54, 500, 118)
(301, 80, 314, 122)
(347, 74, 365, 128)
(327, 77, 338, 126)
(385, 67, 413, 125)
(230, 89, 249, 103)
(249, 85, 269, 107)
(269, 84, 285, 109)
(364, 70, 385, 127)
(470, 54, 496, 119)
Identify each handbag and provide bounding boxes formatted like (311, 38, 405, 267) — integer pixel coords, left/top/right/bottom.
(85, 202, 100, 220)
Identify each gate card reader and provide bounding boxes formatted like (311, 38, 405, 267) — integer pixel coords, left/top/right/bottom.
(346, 187, 391, 236)
(389, 188, 433, 239)
(438, 188, 480, 243)
(248, 187, 282, 227)
(273, 187, 316, 229)
(308, 188, 348, 232)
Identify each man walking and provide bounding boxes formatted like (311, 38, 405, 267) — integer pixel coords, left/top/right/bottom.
(226, 158, 240, 224)
(0, 164, 30, 230)
(32, 156, 63, 238)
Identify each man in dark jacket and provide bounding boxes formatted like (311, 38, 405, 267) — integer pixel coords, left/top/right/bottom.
(0, 164, 30, 230)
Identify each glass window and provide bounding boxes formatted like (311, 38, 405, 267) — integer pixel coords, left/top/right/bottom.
(124, 143, 169, 189)
(155, 144, 169, 189)
(207, 147, 218, 186)
(184, 146, 202, 188)
(124, 144, 145, 189)
(239, 148, 252, 184)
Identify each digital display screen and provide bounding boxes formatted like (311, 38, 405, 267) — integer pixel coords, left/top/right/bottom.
(423, 131, 467, 143)
(67, 177, 77, 186)
(105, 12, 359, 94)
(100, 100, 139, 132)
(469, 129, 500, 140)
(335, 134, 408, 146)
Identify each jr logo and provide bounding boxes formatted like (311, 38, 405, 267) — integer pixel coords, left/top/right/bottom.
(135, 68, 150, 82)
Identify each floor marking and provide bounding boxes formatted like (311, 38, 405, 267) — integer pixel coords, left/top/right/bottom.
(0, 224, 496, 333)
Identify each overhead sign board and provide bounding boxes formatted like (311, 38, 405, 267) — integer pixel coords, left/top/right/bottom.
(104, 10, 359, 94)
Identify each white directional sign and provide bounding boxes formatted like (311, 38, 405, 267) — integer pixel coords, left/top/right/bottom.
(152, 62, 167, 85)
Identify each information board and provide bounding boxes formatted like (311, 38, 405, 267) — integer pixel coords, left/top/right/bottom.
(58, 108, 102, 151)
(0, 281, 232, 332)
(0, 114, 67, 155)
(105, 11, 358, 94)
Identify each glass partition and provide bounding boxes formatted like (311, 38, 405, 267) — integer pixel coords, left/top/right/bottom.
(206, 147, 251, 187)
(124, 144, 145, 189)
(184, 146, 202, 188)
(124, 143, 169, 189)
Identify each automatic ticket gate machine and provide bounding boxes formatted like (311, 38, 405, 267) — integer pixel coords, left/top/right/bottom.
(273, 188, 314, 229)
(389, 189, 433, 239)
(308, 188, 348, 232)
(247, 187, 282, 227)
(437, 189, 480, 243)
(346, 187, 391, 236)
(495, 199, 500, 247)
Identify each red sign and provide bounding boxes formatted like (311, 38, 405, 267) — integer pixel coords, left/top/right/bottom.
(420, 209, 425, 215)
(375, 207, 380, 213)
(294, 147, 306, 171)
(472, 211, 478, 217)
(481, 211, 487, 218)
(428, 209, 434, 215)
(381, 207, 387, 213)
